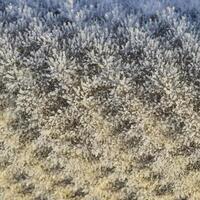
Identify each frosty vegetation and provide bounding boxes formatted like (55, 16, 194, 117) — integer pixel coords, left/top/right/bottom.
(1, 0, 200, 199)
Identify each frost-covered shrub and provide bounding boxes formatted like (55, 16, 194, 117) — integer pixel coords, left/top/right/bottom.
(1, 0, 200, 199)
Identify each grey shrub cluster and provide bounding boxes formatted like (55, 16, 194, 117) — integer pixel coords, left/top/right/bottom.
(1, 0, 200, 199)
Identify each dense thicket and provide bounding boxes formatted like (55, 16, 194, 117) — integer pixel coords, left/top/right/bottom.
(1, 1, 200, 200)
